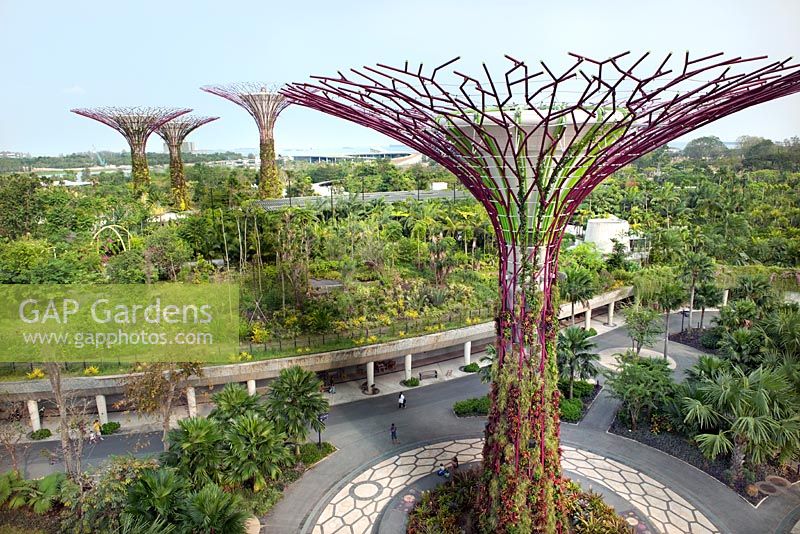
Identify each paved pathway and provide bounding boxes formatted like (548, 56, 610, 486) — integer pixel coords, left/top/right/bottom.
(312, 437, 718, 534)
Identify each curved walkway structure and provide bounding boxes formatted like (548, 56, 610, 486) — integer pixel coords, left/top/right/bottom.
(311, 437, 718, 534)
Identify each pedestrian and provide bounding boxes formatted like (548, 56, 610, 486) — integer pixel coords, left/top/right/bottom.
(451, 455, 459, 471)
(92, 419, 104, 441)
(390, 423, 398, 444)
(398, 393, 405, 409)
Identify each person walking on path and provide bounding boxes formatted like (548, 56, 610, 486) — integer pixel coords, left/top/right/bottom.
(92, 419, 103, 441)
(398, 393, 406, 409)
(390, 423, 398, 444)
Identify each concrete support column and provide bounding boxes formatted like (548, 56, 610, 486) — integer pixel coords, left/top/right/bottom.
(584, 306, 592, 331)
(247, 379, 256, 396)
(27, 399, 40, 432)
(604, 301, 616, 327)
(366, 361, 375, 392)
(95, 394, 108, 425)
(463, 340, 472, 366)
(404, 354, 412, 382)
(186, 386, 197, 418)
(722, 289, 729, 307)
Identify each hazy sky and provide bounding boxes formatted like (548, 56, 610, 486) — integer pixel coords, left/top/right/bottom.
(1, 0, 798, 155)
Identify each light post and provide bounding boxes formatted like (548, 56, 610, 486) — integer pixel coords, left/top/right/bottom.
(317, 412, 329, 448)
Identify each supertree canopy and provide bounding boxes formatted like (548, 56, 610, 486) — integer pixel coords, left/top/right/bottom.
(71, 107, 190, 195)
(283, 52, 800, 533)
(156, 115, 219, 210)
(200, 83, 290, 198)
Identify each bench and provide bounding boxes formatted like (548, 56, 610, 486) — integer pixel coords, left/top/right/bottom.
(418, 370, 438, 380)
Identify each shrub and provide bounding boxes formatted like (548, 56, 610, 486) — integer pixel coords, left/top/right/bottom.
(401, 377, 420, 387)
(101, 422, 121, 435)
(559, 379, 594, 399)
(700, 327, 723, 350)
(83, 366, 100, 376)
(560, 398, 584, 423)
(463, 362, 480, 373)
(298, 442, 336, 466)
(25, 368, 45, 380)
(29, 428, 51, 440)
(453, 396, 490, 417)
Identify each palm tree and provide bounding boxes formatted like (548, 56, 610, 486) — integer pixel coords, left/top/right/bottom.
(209, 383, 267, 423)
(224, 413, 292, 492)
(562, 266, 597, 325)
(683, 252, 714, 330)
(656, 280, 685, 359)
(682, 366, 800, 482)
(266, 366, 330, 454)
(163, 418, 224, 487)
(557, 327, 600, 399)
(759, 307, 800, 359)
(732, 274, 775, 309)
(694, 281, 723, 329)
(718, 328, 763, 370)
(124, 468, 186, 525)
(184, 484, 249, 534)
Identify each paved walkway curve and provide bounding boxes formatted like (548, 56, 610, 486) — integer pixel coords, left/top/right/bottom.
(308, 436, 718, 534)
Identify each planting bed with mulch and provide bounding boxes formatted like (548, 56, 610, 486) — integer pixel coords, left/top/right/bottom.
(609, 413, 799, 504)
(668, 328, 720, 355)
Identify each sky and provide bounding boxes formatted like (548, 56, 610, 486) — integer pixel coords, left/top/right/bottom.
(1, 0, 798, 156)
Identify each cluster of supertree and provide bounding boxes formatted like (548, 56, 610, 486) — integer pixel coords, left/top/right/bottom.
(71, 84, 290, 206)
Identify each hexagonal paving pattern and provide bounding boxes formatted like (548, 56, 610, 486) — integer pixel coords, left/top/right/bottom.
(312, 439, 719, 534)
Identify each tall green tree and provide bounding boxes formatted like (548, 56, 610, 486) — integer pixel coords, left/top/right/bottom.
(656, 281, 685, 358)
(622, 304, 662, 355)
(683, 251, 714, 329)
(561, 266, 597, 325)
(224, 413, 291, 492)
(266, 366, 329, 454)
(557, 327, 600, 399)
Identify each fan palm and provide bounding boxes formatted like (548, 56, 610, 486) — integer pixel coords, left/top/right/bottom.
(683, 366, 800, 482)
(163, 417, 224, 487)
(184, 484, 249, 534)
(209, 383, 267, 423)
(124, 468, 186, 525)
(557, 327, 600, 399)
(224, 413, 292, 492)
(266, 366, 330, 454)
(718, 328, 764, 370)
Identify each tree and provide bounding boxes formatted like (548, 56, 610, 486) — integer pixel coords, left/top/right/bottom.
(683, 252, 714, 330)
(224, 413, 291, 491)
(656, 280, 685, 358)
(694, 281, 723, 329)
(0, 401, 31, 474)
(209, 383, 267, 422)
(562, 266, 597, 325)
(163, 417, 225, 487)
(0, 173, 41, 239)
(143, 226, 192, 282)
(184, 483, 249, 534)
(682, 366, 800, 482)
(266, 366, 329, 454)
(557, 327, 600, 399)
(622, 304, 662, 355)
(124, 468, 186, 526)
(123, 362, 202, 450)
(682, 136, 729, 160)
(605, 352, 675, 431)
(718, 328, 764, 370)
(43, 362, 89, 479)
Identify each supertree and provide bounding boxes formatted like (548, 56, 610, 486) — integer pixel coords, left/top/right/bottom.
(156, 115, 219, 210)
(283, 52, 800, 532)
(70, 107, 191, 195)
(200, 83, 290, 198)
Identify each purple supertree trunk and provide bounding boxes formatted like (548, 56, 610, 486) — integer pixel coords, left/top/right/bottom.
(282, 52, 800, 532)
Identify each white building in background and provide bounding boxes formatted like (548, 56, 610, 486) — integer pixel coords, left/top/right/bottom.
(584, 216, 631, 254)
(163, 141, 195, 154)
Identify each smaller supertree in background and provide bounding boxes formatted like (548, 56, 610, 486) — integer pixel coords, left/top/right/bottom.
(71, 107, 190, 195)
(200, 83, 290, 198)
(156, 115, 219, 210)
